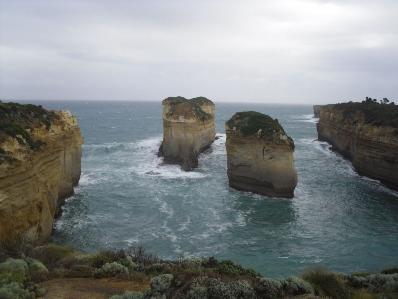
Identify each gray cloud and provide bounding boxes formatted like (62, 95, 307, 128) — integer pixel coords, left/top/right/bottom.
(0, 0, 397, 103)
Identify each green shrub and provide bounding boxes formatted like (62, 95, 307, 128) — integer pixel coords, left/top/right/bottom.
(24, 257, 49, 282)
(93, 262, 129, 278)
(301, 268, 349, 299)
(0, 258, 29, 284)
(366, 273, 398, 292)
(254, 277, 283, 298)
(30, 244, 76, 268)
(150, 273, 173, 293)
(282, 276, 314, 296)
(381, 267, 398, 275)
(0, 282, 32, 299)
(214, 260, 259, 278)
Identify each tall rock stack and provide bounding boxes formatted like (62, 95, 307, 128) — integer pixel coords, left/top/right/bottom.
(0, 102, 83, 245)
(225, 111, 297, 198)
(316, 102, 398, 190)
(159, 96, 216, 171)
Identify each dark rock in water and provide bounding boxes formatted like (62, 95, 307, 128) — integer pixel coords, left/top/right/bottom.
(225, 111, 297, 198)
(315, 101, 398, 190)
(159, 96, 215, 171)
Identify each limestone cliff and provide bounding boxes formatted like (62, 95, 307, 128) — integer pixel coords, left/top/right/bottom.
(315, 102, 398, 190)
(0, 101, 83, 245)
(159, 96, 215, 170)
(313, 105, 322, 118)
(225, 111, 297, 198)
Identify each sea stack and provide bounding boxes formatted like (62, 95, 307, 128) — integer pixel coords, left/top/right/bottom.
(0, 101, 83, 245)
(159, 96, 216, 171)
(316, 101, 398, 190)
(225, 111, 297, 198)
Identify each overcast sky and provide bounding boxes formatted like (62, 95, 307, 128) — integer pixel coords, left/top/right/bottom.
(0, 0, 397, 103)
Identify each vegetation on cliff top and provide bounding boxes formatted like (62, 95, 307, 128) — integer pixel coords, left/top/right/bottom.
(163, 96, 214, 121)
(0, 243, 397, 298)
(226, 111, 286, 137)
(325, 97, 398, 128)
(0, 101, 57, 162)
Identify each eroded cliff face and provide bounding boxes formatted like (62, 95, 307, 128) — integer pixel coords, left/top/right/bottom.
(316, 104, 398, 190)
(225, 112, 297, 198)
(0, 104, 83, 245)
(159, 97, 215, 170)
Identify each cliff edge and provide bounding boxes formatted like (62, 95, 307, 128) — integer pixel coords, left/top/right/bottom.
(0, 101, 83, 246)
(225, 111, 297, 198)
(315, 101, 398, 190)
(159, 96, 215, 171)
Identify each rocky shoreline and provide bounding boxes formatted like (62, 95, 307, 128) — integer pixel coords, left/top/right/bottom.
(315, 101, 398, 191)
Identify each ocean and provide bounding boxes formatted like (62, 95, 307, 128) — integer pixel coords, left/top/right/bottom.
(25, 100, 398, 278)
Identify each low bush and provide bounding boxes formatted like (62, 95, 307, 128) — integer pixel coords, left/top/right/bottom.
(93, 262, 129, 278)
(254, 277, 283, 299)
(0, 282, 32, 299)
(282, 276, 314, 296)
(301, 268, 349, 299)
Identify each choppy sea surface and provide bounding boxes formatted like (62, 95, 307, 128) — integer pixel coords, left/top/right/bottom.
(27, 101, 398, 277)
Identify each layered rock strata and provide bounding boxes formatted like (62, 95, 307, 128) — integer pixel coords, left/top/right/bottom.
(315, 102, 398, 190)
(0, 101, 83, 245)
(225, 111, 297, 198)
(159, 96, 215, 170)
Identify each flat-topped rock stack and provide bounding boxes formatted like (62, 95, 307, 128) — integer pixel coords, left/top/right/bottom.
(0, 101, 83, 245)
(225, 111, 297, 198)
(159, 96, 216, 171)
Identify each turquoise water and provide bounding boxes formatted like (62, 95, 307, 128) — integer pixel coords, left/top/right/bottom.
(30, 101, 398, 277)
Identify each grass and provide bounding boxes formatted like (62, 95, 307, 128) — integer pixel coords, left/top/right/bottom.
(301, 267, 351, 299)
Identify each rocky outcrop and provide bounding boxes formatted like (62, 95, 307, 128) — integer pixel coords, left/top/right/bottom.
(225, 111, 297, 198)
(0, 101, 83, 246)
(159, 96, 215, 170)
(313, 105, 322, 118)
(316, 102, 398, 190)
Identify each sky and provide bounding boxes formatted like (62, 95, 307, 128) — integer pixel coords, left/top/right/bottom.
(0, 0, 397, 104)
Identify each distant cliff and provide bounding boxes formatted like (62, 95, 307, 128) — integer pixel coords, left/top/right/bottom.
(225, 111, 297, 198)
(0, 101, 83, 245)
(159, 96, 215, 171)
(315, 102, 398, 190)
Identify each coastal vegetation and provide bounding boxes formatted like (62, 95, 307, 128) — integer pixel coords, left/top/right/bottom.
(328, 97, 398, 128)
(226, 111, 287, 138)
(163, 96, 214, 121)
(0, 243, 397, 298)
(0, 101, 57, 162)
